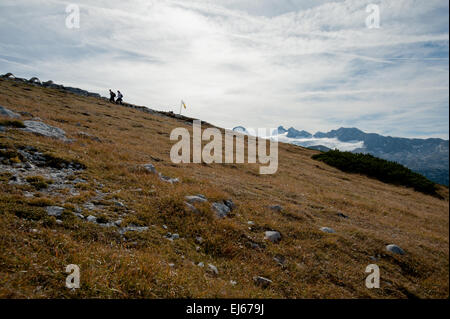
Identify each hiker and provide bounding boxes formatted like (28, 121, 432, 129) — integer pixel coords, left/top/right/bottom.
(109, 89, 116, 103)
(116, 90, 123, 105)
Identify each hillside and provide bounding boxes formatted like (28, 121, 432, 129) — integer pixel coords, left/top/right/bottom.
(0, 76, 449, 299)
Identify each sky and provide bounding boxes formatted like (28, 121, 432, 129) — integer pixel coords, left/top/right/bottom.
(0, 0, 448, 139)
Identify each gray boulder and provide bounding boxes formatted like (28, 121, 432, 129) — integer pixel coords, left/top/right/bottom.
(0, 105, 20, 118)
(207, 264, 219, 275)
(264, 231, 281, 243)
(185, 195, 208, 204)
(386, 244, 405, 255)
(118, 225, 149, 235)
(46, 206, 64, 217)
(253, 276, 272, 288)
(269, 205, 282, 212)
(86, 215, 97, 223)
(22, 120, 67, 140)
(320, 227, 335, 233)
(211, 202, 231, 218)
(143, 163, 179, 184)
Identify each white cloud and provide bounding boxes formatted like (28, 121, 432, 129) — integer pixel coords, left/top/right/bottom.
(0, 0, 448, 138)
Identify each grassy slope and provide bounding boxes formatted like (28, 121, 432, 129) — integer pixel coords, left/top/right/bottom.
(0, 78, 448, 298)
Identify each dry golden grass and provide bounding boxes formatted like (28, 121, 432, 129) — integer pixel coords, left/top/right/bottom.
(0, 78, 448, 298)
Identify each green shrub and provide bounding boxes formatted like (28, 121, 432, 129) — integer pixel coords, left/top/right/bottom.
(0, 119, 26, 128)
(312, 150, 438, 197)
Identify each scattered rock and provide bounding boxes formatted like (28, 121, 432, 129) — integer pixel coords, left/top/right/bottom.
(195, 236, 204, 244)
(165, 233, 180, 241)
(320, 227, 335, 233)
(46, 206, 64, 217)
(0, 105, 20, 118)
(143, 163, 157, 174)
(119, 225, 149, 235)
(86, 215, 97, 223)
(114, 201, 125, 208)
(269, 205, 282, 212)
(247, 221, 255, 225)
(264, 231, 281, 243)
(55, 219, 63, 224)
(143, 163, 179, 183)
(24, 162, 35, 170)
(114, 219, 123, 227)
(337, 212, 348, 219)
(23, 191, 34, 198)
(84, 202, 95, 210)
(253, 276, 272, 288)
(197, 262, 204, 267)
(185, 195, 208, 204)
(207, 263, 219, 275)
(230, 280, 237, 286)
(22, 120, 68, 140)
(224, 199, 236, 211)
(212, 202, 231, 218)
(273, 255, 286, 266)
(386, 244, 405, 255)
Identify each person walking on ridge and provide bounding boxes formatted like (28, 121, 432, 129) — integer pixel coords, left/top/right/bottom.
(116, 90, 123, 105)
(109, 89, 116, 103)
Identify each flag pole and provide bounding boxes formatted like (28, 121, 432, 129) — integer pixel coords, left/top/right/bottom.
(179, 100, 182, 115)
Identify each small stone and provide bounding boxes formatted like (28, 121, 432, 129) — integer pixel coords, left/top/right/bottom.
(337, 212, 349, 219)
(185, 195, 208, 204)
(55, 219, 63, 224)
(224, 199, 236, 211)
(84, 202, 95, 210)
(114, 201, 125, 208)
(230, 280, 237, 286)
(264, 231, 281, 243)
(195, 236, 204, 244)
(162, 224, 168, 230)
(23, 191, 34, 198)
(320, 227, 335, 233)
(207, 263, 219, 275)
(386, 244, 405, 255)
(114, 219, 123, 226)
(143, 163, 157, 174)
(212, 202, 231, 218)
(24, 162, 35, 170)
(168, 263, 175, 268)
(197, 262, 204, 267)
(172, 233, 180, 240)
(253, 276, 272, 288)
(247, 221, 255, 225)
(269, 205, 282, 212)
(46, 206, 64, 217)
(0, 105, 20, 118)
(273, 255, 286, 266)
(86, 215, 97, 223)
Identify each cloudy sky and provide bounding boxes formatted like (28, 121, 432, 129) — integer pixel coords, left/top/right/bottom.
(0, 0, 448, 139)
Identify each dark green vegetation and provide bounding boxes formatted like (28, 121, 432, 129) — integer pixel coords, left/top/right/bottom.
(312, 150, 439, 197)
(0, 119, 25, 128)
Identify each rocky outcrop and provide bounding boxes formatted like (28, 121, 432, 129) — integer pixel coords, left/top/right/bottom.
(0, 105, 20, 118)
(1, 73, 100, 98)
(22, 120, 68, 141)
(386, 244, 405, 255)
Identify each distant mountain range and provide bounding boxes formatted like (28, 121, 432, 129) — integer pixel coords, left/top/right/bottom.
(233, 125, 449, 186)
